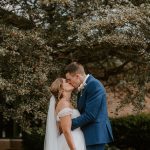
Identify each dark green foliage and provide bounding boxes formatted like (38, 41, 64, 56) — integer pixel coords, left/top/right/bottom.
(110, 114, 150, 150)
(22, 131, 44, 150)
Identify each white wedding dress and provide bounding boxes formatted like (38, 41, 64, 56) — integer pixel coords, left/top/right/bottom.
(57, 108, 86, 150)
(44, 96, 86, 150)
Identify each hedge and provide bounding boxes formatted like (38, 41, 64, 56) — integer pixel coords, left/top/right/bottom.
(22, 113, 150, 150)
(110, 113, 150, 150)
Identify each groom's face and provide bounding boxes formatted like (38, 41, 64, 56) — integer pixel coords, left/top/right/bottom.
(66, 72, 81, 88)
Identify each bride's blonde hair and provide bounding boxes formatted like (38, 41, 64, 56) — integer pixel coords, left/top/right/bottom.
(50, 78, 64, 103)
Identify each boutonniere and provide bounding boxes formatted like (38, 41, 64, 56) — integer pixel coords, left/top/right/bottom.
(78, 82, 87, 96)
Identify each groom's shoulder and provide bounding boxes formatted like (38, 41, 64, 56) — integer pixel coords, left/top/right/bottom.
(87, 75, 100, 87)
(87, 75, 105, 89)
(88, 75, 101, 84)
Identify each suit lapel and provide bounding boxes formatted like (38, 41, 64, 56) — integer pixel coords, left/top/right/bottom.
(77, 75, 93, 111)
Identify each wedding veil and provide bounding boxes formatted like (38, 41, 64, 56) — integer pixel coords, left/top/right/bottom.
(44, 95, 59, 150)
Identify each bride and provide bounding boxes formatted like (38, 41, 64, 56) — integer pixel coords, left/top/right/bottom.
(44, 78, 86, 150)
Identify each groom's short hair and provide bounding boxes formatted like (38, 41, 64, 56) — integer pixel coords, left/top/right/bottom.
(65, 62, 85, 75)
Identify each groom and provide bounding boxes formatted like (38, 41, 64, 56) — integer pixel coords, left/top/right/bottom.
(65, 62, 113, 150)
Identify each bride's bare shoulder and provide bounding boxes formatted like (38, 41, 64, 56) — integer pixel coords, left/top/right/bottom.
(56, 99, 70, 113)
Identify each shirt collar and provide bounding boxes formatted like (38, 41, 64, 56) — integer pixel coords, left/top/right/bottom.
(77, 74, 90, 93)
(83, 74, 90, 85)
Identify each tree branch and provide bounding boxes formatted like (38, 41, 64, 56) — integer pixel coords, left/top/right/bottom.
(0, 7, 35, 29)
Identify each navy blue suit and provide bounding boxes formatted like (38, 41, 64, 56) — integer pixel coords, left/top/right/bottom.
(72, 75, 113, 149)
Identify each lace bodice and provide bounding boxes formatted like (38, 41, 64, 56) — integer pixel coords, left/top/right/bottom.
(56, 108, 80, 121)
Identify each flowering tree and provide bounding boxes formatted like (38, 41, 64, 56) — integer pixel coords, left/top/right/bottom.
(0, 0, 150, 134)
(42, 0, 150, 109)
(0, 24, 63, 133)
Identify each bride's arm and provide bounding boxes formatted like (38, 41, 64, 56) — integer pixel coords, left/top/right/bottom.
(57, 101, 76, 150)
(60, 115, 76, 150)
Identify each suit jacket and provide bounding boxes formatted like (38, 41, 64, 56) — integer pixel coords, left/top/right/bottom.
(72, 75, 114, 146)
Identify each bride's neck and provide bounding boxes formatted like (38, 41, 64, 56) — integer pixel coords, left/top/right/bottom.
(63, 92, 71, 101)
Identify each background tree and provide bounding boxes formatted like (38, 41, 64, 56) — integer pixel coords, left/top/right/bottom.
(0, 0, 150, 134)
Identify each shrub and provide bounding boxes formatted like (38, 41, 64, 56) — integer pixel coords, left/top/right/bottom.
(22, 131, 44, 150)
(110, 113, 150, 150)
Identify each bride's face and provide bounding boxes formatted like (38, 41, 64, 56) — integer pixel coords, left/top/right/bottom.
(62, 79, 74, 92)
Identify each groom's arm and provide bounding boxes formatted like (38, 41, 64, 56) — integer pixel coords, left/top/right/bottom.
(72, 81, 105, 130)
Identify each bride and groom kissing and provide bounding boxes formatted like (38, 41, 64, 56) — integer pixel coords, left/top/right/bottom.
(44, 62, 113, 150)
